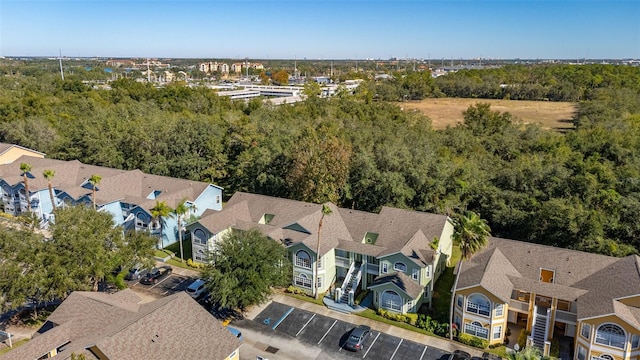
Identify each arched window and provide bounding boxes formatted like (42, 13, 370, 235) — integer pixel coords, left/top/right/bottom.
(393, 262, 407, 272)
(136, 213, 147, 228)
(381, 290, 402, 312)
(193, 229, 207, 245)
(295, 250, 311, 269)
(595, 324, 626, 349)
(598, 355, 614, 360)
(294, 273, 312, 288)
(466, 293, 491, 317)
(464, 321, 489, 339)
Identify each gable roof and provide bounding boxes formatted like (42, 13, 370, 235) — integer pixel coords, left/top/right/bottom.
(196, 192, 447, 260)
(0, 156, 219, 211)
(369, 272, 424, 298)
(1, 290, 241, 360)
(457, 237, 640, 324)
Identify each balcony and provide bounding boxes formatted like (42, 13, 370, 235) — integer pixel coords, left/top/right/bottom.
(509, 299, 530, 313)
(335, 256, 351, 268)
(555, 309, 577, 324)
(366, 263, 379, 275)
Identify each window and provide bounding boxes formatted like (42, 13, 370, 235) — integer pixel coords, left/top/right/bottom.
(632, 334, 639, 349)
(464, 321, 488, 339)
(581, 323, 591, 340)
(495, 304, 504, 317)
(466, 294, 491, 317)
(381, 290, 402, 312)
(595, 324, 626, 349)
(216, 195, 220, 204)
(382, 262, 388, 274)
(294, 273, 312, 288)
(412, 269, 419, 281)
(425, 266, 430, 277)
(317, 256, 322, 269)
(295, 250, 312, 269)
(393, 262, 407, 272)
(136, 213, 147, 228)
(493, 325, 502, 340)
(577, 346, 586, 360)
(193, 229, 207, 245)
(317, 276, 322, 289)
(594, 355, 614, 360)
(457, 295, 463, 307)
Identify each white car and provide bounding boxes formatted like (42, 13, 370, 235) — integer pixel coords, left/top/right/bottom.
(186, 279, 207, 299)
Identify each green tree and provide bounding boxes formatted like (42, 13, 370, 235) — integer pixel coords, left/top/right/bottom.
(88, 174, 102, 210)
(173, 198, 190, 262)
(43, 169, 56, 210)
(150, 200, 172, 250)
(505, 346, 546, 360)
(315, 204, 332, 299)
(202, 229, 291, 311)
(449, 211, 491, 339)
(20, 162, 32, 212)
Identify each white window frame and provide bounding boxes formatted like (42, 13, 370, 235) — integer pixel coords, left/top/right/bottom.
(581, 323, 591, 340)
(412, 269, 419, 281)
(425, 266, 430, 277)
(317, 256, 322, 269)
(464, 321, 489, 339)
(381, 290, 402, 312)
(294, 273, 312, 288)
(495, 304, 504, 317)
(632, 334, 639, 349)
(295, 250, 312, 269)
(595, 323, 626, 349)
(466, 293, 491, 317)
(493, 325, 502, 340)
(457, 295, 463, 307)
(577, 345, 586, 360)
(317, 276, 322, 289)
(382, 262, 388, 274)
(393, 262, 407, 272)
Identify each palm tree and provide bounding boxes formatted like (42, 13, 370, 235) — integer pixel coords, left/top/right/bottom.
(449, 211, 491, 340)
(43, 169, 56, 210)
(20, 162, 32, 212)
(173, 198, 190, 263)
(88, 174, 102, 210)
(150, 200, 172, 250)
(315, 204, 332, 300)
(506, 346, 544, 360)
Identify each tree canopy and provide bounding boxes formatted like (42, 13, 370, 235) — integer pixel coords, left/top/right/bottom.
(201, 229, 291, 311)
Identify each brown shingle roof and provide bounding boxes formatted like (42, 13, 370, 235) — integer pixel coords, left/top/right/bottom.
(369, 272, 424, 298)
(0, 291, 240, 360)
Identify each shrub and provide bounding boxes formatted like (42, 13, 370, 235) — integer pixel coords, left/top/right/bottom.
(517, 329, 531, 349)
(186, 258, 204, 269)
(458, 333, 488, 349)
(404, 313, 418, 325)
(550, 338, 560, 358)
(286, 285, 306, 295)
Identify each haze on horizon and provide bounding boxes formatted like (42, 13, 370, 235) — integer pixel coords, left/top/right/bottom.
(1, 0, 638, 60)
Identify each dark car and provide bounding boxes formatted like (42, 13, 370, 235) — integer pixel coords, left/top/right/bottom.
(343, 325, 371, 351)
(139, 265, 172, 285)
(448, 350, 472, 360)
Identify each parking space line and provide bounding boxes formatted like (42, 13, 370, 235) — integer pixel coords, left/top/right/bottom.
(317, 319, 337, 344)
(272, 307, 294, 330)
(149, 275, 172, 289)
(162, 277, 188, 295)
(362, 332, 380, 358)
(389, 338, 403, 360)
(419, 345, 428, 360)
(295, 313, 316, 337)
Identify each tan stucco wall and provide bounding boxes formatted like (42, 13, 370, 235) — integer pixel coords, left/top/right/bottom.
(0, 147, 44, 164)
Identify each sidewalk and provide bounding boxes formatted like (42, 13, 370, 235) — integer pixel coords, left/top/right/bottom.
(245, 292, 487, 358)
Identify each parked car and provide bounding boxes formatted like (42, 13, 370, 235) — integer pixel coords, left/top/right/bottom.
(448, 350, 471, 360)
(139, 265, 172, 285)
(186, 278, 207, 299)
(343, 325, 371, 351)
(124, 264, 144, 280)
(226, 326, 243, 341)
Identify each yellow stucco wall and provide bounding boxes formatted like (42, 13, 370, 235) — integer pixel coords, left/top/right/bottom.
(455, 286, 509, 345)
(576, 315, 640, 360)
(225, 347, 240, 360)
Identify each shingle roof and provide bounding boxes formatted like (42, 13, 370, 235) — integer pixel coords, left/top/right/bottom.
(369, 272, 424, 298)
(456, 237, 640, 323)
(200, 192, 446, 261)
(0, 156, 217, 211)
(0, 290, 240, 360)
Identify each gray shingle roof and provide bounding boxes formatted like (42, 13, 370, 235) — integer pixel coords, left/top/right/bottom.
(369, 272, 424, 298)
(0, 290, 240, 360)
(456, 237, 640, 322)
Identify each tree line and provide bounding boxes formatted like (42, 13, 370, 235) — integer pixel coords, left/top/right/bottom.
(0, 63, 639, 256)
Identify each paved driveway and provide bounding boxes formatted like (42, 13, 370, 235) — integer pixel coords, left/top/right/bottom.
(129, 273, 194, 298)
(242, 302, 450, 360)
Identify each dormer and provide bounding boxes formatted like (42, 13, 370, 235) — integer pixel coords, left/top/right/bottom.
(259, 213, 275, 225)
(362, 232, 378, 245)
(540, 268, 555, 283)
(146, 190, 162, 200)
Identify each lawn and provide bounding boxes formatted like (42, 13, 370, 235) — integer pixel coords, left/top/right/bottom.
(431, 245, 462, 323)
(165, 238, 192, 261)
(403, 98, 576, 131)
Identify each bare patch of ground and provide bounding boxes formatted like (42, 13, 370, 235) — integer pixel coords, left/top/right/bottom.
(402, 98, 577, 131)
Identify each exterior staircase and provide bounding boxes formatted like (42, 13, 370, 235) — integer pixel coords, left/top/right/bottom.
(531, 306, 550, 351)
(339, 262, 362, 304)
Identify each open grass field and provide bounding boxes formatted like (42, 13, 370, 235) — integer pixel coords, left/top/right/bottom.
(402, 98, 577, 131)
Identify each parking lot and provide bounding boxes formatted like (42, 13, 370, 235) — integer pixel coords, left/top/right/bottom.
(127, 271, 195, 298)
(251, 302, 449, 360)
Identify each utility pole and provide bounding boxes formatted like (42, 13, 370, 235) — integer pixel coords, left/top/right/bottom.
(58, 50, 64, 81)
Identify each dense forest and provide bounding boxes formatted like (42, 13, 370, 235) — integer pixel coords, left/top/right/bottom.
(1, 62, 639, 256)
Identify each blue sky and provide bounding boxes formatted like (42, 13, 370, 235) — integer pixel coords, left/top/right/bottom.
(1, 1, 638, 59)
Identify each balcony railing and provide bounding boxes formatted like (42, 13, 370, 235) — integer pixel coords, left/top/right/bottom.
(294, 257, 311, 269)
(509, 299, 530, 313)
(466, 301, 491, 317)
(555, 309, 577, 323)
(366, 263, 379, 275)
(335, 256, 351, 268)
